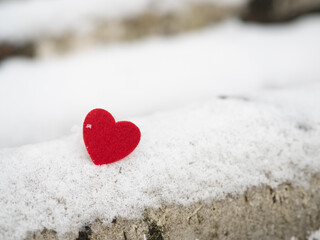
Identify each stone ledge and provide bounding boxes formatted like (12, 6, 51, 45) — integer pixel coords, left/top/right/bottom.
(242, 0, 320, 22)
(27, 174, 320, 240)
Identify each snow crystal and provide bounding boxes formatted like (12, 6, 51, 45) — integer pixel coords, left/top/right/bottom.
(309, 229, 320, 240)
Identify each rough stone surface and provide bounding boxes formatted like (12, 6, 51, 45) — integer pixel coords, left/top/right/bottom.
(26, 174, 320, 240)
(0, 42, 35, 62)
(242, 0, 320, 22)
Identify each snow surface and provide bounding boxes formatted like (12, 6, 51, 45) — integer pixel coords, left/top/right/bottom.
(0, 16, 320, 240)
(1, 81, 320, 239)
(0, 0, 246, 42)
(309, 229, 320, 240)
(1, 17, 320, 148)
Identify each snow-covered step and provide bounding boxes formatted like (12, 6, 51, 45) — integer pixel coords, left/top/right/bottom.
(0, 0, 245, 59)
(1, 80, 320, 239)
(27, 176, 320, 239)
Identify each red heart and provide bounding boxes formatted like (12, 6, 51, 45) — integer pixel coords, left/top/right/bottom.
(83, 108, 141, 165)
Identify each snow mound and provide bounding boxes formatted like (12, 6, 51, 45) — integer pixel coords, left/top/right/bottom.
(1, 82, 320, 239)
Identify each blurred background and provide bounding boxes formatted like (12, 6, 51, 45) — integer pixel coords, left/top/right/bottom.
(0, 0, 320, 148)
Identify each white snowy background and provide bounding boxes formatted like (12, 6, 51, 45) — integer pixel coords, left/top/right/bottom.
(0, 0, 245, 42)
(0, 0, 320, 239)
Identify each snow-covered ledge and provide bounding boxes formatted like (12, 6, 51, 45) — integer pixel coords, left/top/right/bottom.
(0, 0, 246, 43)
(1, 82, 320, 239)
(0, 0, 245, 59)
(27, 175, 320, 239)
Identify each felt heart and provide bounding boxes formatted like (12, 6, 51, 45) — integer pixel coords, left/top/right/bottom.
(83, 108, 141, 165)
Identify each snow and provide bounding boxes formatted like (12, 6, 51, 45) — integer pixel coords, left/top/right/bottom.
(1, 16, 320, 148)
(0, 0, 246, 43)
(309, 229, 320, 240)
(0, 15, 320, 240)
(1, 82, 320, 239)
